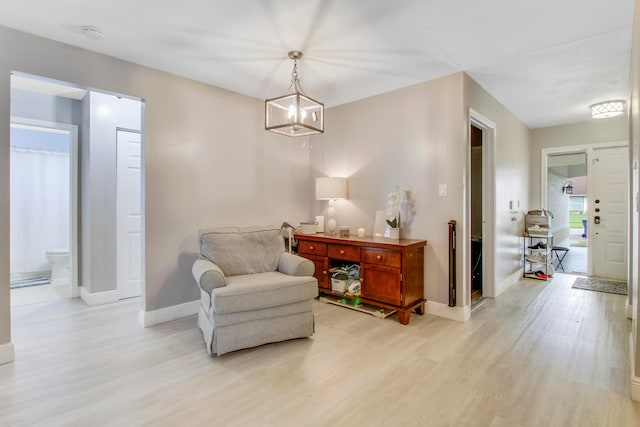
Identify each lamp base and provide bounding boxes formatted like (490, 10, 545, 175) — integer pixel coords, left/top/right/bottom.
(326, 218, 337, 234)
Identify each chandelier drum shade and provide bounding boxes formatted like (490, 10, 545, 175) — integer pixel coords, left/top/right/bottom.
(265, 51, 324, 137)
(590, 100, 625, 119)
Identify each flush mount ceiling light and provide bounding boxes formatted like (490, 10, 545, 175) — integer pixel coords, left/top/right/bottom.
(82, 26, 104, 40)
(265, 51, 324, 137)
(590, 100, 625, 119)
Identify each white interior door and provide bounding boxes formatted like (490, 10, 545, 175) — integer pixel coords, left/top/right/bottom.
(590, 145, 628, 280)
(117, 130, 142, 299)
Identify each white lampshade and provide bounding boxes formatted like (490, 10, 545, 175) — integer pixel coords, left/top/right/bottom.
(316, 177, 348, 200)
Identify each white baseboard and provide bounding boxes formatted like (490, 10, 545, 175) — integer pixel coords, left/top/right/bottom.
(631, 334, 640, 402)
(494, 269, 522, 297)
(80, 287, 119, 306)
(0, 342, 15, 365)
(139, 300, 199, 327)
(425, 300, 470, 322)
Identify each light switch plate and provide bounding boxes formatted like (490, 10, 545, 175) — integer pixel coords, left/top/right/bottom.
(439, 184, 447, 197)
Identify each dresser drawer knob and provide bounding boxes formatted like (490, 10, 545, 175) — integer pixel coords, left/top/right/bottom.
(309, 245, 315, 250)
(359, 278, 364, 282)
(376, 255, 382, 260)
(322, 270, 327, 275)
(340, 250, 345, 254)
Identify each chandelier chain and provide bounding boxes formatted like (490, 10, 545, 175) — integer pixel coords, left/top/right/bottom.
(283, 58, 305, 95)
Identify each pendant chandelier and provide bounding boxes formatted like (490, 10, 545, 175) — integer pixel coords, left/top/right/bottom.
(265, 51, 324, 137)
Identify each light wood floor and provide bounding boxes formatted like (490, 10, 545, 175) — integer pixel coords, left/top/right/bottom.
(1, 273, 639, 426)
(10, 283, 70, 307)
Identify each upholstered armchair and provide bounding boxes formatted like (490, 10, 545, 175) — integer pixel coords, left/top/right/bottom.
(192, 226, 318, 356)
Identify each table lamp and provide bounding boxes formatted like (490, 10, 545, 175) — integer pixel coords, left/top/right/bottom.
(316, 177, 348, 234)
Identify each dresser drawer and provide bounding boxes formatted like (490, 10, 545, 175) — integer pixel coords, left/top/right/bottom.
(328, 244, 360, 262)
(361, 248, 401, 268)
(298, 241, 327, 256)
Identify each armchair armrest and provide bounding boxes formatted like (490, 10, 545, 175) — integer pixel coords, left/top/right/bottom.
(192, 258, 227, 293)
(278, 252, 315, 277)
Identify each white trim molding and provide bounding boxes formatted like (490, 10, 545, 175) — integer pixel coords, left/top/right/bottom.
(633, 376, 640, 402)
(495, 269, 523, 297)
(467, 109, 497, 303)
(425, 300, 471, 322)
(0, 342, 15, 365)
(631, 334, 640, 402)
(139, 300, 199, 327)
(80, 287, 119, 306)
(627, 297, 633, 320)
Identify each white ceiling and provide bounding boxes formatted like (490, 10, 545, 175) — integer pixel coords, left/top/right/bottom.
(0, 0, 634, 128)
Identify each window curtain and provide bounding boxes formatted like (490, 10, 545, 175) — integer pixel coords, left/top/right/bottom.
(10, 147, 70, 277)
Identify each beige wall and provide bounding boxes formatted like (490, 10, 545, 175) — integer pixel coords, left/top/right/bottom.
(464, 75, 532, 295)
(310, 73, 466, 305)
(0, 26, 311, 352)
(309, 72, 531, 307)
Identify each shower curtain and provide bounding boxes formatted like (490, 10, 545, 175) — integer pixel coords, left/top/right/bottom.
(10, 147, 70, 279)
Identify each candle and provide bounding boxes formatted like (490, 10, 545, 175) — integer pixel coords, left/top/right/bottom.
(358, 228, 365, 237)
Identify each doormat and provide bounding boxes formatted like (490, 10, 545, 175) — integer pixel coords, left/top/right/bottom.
(319, 294, 396, 319)
(571, 277, 627, 295)
(10, 277, 51, 289)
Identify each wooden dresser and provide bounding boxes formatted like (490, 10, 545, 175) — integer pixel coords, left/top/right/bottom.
(294, 233, 427, 324)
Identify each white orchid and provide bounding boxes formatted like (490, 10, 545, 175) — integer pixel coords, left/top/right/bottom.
(386, 186, 409, 228)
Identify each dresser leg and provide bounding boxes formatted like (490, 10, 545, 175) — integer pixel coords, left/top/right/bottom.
(415, 302, 425, 316)
(397, 310, 411, 325)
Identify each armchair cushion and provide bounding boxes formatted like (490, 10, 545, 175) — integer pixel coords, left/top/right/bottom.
(213, 272, 317, 314)
(200, 226, 284, 276)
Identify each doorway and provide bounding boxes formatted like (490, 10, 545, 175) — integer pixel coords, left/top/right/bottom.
(546, 152, 588, 274)
(9, 72, 144, 308)
(9, 119, 78, 307)
(470, 124, 483, 306)
(542, 143, 628, 279)
(468, 109, 496, 308)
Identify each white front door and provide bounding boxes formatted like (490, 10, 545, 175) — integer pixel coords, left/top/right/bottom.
(590, 145, 628, 280)
(116, 130, 142, 299)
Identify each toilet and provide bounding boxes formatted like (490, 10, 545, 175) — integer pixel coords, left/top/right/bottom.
(46, 249, 70, 286)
